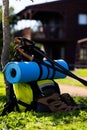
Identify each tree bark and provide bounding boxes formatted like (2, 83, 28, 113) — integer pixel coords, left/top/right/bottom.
(1, 0, 12, 103)
(1, 0, 10, 69)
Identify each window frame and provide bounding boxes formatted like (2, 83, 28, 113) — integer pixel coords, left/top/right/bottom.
(80, 48, 87, 60)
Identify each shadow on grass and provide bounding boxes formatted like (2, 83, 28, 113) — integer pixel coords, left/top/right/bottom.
(0, 95, 87, 124)
(32, 97, 87, 125)
(74, 97, 87, 106)
(0, 95, 6, 115)
(0, 95, 6, 103)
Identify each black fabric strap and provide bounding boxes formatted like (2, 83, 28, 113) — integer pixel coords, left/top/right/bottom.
(17, 100, 32, 110)
(36, 62, 43, 80)
(45, 63, 50, 79)
(48, 61, 56, 79)
(17, 100, 37, 111)
(38, 60, 56, 79)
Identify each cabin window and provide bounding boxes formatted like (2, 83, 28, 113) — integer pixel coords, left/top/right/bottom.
(78, 14, 87, 25)
(80, 48, 87, 60)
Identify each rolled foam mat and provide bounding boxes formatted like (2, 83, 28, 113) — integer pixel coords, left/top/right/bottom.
(3, 59, 69, 84)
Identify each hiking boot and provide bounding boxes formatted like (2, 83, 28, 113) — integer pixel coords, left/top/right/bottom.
(60, 93, 77, 106)
(60, 93, 87, 110)
(37, 93, 80, 113)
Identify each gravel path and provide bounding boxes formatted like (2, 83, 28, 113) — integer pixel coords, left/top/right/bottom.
(59, 84, 87, 97)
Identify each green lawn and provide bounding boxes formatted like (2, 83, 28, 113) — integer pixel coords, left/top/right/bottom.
(55, 68, 87, 87)
(0, 69, 87, 130)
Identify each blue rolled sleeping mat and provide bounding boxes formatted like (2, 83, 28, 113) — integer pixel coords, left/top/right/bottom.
(3, 59, 69, 84)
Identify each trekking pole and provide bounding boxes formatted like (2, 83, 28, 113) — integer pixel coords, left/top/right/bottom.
(33, 47, 87, 86)
(14, 37, 87, 86)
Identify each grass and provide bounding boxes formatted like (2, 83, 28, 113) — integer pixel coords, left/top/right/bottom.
(55, 68, 87, 87)
(0, 69, 87, 130)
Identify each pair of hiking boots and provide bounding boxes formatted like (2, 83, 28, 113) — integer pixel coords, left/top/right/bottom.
(37, 91, 87, 113)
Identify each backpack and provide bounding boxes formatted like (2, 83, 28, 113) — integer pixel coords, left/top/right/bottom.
(2, 37, 85, 115)
(1, 38, 61, 115)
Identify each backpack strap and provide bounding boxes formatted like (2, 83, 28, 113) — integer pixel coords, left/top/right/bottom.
(17, 99, 37, 111)
(1, 87, 20, 116)
(29, 81, 41, 100)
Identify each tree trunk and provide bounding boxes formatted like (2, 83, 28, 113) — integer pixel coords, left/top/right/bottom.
(1, 0, 12, 103)
(1, 0, 10, 69)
